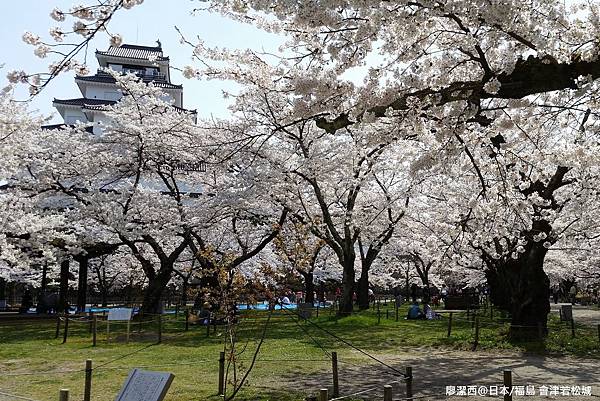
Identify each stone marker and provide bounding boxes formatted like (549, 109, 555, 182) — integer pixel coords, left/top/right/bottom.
(114, 369, 174, 401)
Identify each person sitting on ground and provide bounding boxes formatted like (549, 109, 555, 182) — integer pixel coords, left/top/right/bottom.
(280, 294, 291, 305)
(423, 303, 439, 320)
(407, 302, 425, 320)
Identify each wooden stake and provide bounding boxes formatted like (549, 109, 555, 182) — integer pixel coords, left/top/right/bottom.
(59, 389, 69, 401)
(157, 314, 162, 344)
(503, 370, 512, 401)
(331, 351, 339, 398)
(62, 317, 69, 344)
(405, 366, 413, 400)
(55, 315, 61, 339)
(384, 384, 392, 401)
(218, 351, 225, 395)
(472, 317, 480, 351)
(319, 388, 328, 401)
(92, 316, 97, 347)
(83, 360, 92, 401)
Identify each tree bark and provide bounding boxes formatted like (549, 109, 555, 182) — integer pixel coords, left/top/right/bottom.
(58, 259, 70, 313)
(356, 267, 370, 310)
(338, 247, 356, 315)
(0, 278, 5, 300)
(301, 271, 315, 304)
(486, 243, 550, 340)
(75, 256, 89, 312)
(140, 269, 173, 314)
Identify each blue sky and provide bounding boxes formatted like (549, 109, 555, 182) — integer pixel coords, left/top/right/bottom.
(0, 1, 284, 123)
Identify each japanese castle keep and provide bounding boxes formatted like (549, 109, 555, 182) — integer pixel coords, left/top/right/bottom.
(47, 42, 195, 132)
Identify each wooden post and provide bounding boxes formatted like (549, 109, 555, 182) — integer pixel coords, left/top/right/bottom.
(59, 389, 69, 401)
(55, 315, 61, 339)
(386, 309, 389, 319)
(218, 351, 225, 395)
(503, 370, 512, 401)
(570, 318, 575, 338)
(331, 351, 339, 398)
(384, 384, 392, 401)
(447, 313, 453, 338)
(395, 305, 399, 322)
(472, 317, 480, 351)
(126, 319, 131, 344)
(319, 388, 328, 401)
(92, 316, 97, 347)
(106, 319, 110, 342)
(157, 314, 162, 344)
(88, 312, 94, 333)
(377, 301, 381, 324)
(83, 359, 92, 401)
(471, 310, 477, 329)
(185, 309, 189, 331)
(62, 317, 69, 344)
(405, 366, 413, 400)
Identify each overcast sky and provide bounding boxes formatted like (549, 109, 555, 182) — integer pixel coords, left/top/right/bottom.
(0, 1, 284, 123)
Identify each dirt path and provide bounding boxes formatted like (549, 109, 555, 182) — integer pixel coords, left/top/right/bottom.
(280, 348, 600, 400)
(550, 304, 600, 327)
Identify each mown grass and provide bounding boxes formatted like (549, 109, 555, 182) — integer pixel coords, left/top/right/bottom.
(0, 304, 598, 401)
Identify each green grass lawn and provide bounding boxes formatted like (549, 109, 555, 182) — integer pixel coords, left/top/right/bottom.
(0, 305, 598, 401)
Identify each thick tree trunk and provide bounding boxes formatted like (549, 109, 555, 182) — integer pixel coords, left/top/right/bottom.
(141, 270, 173, 314)
(338, 249, 356, 316)
(302, 271, 315, 304)
(75, 256, 89, 312)
(486, 244, 550, 340)
(0, 278, 5, 300)
(58, 259, 70, 313)
(356, 267, 370, 310)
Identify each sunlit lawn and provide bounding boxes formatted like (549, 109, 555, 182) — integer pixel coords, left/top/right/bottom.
(0, 304, 597, 401)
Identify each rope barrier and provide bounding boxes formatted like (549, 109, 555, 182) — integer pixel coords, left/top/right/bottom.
(328, 385, 380, 400)
(281, 305, 409, 379)
(0, 390, 43, 401)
